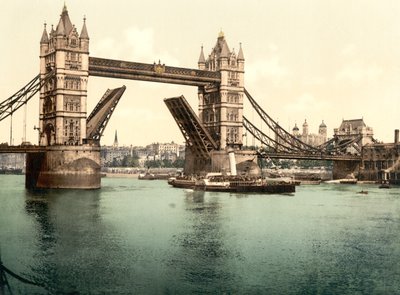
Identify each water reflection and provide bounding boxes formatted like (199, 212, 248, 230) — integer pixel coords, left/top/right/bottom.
(24, 189, 114, 294)
(168, 190, 236, 293)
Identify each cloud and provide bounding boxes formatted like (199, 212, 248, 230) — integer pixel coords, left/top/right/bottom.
(284, 92, 330, 115)
(246, 55, 290, 85)
(336, 62, 383, 82)
(92, 26, 180, 66)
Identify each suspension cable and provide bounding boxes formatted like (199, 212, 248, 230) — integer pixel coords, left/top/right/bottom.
(0, 70, 54, 123)
(244, 88, 320, 152)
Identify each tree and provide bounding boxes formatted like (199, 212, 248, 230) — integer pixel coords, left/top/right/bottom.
(121, 155, 140, 167)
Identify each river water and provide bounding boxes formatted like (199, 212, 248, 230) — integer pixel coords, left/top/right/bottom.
(0, 175, 399, 294)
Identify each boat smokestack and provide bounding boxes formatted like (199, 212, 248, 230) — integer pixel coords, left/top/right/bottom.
(395, 129, 399, 144)
(228, 150, 237, 176)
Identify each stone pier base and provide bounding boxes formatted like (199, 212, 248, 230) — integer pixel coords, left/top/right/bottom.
(332, 160, 360, 179)
(184, 148, 260, 176)
(26, 145, 101, 189)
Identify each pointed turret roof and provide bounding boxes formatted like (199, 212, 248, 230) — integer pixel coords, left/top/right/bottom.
(198, 46, 205, 63)
(80, 16, 89, 39)
(220, 41, 230, 58)
(56, 16, 65, 36)
(293, 123, 299, 131)
(56, 4, 73, 36)
(211, 31, 230, 60)
(61, 4, 73, 34)
(40, 23, 49, 44)
(237, 43, 245, 61)
(319, 120, 327, 128)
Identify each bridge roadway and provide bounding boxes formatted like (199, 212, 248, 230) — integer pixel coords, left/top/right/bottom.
(264, 152, 361, 161)
(89, 57, 221, 86)
(0, 145, 45, 153)
(0, 145, 361, 162)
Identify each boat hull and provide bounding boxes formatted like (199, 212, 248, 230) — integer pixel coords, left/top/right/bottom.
(195, 183, 295, 194)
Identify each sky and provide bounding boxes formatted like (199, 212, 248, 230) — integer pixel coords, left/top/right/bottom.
(0, 0, 399, 146)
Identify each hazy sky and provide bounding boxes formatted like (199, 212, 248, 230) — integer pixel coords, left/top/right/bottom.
(0, 0, 399, 146)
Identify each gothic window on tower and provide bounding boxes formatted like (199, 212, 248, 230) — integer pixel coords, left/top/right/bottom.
(233, 128, 238, 142)
(70, 38, 77, 47)
(69, 120, 74, 138)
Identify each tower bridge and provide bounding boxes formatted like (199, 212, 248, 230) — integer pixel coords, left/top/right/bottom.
(1, 4, 393, 189)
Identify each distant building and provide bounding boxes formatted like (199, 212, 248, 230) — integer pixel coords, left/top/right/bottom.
(334, 118, 374, 154)
(100, 139, 185, 167)
(152, 141, 180, 157)
(101, 145, 132, 166)
(292, 119, 327, 146)
(359, 129, 400, 184)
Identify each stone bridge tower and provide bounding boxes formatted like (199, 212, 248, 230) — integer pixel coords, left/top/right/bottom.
(26, 5, 100, 189)
(197, 31, 245, 150)
(39, 4, 89, 146)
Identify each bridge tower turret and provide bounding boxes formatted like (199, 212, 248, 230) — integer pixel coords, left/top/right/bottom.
(198, 31, 245, 150)
(39, 4, 89, 146)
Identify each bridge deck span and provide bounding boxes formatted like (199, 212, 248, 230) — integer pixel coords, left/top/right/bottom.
(0, 146, 361, 161)
(89, 57, 221, 86)
(0, 146, 46, 153)
(264, 152, 361, 161)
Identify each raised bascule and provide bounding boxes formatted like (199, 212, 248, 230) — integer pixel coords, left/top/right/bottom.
(0, 5, 399, 188)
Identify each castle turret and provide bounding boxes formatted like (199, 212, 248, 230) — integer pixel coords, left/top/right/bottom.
(302, 119, 309, 136)
(319, 120, 327, 140)
(292, 123, 300, 136)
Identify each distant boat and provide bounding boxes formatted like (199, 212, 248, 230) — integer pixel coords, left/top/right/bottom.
(168, 176, 196, 188)
(339, 179, 358, 184)
(138, 172, 171, 180)
(379, 180, 390, 189)
(325, 179, 357, 184)
(357, 190, 368, 195)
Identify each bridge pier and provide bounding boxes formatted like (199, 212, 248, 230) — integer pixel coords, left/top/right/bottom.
(332, 160, 360, 179)
(184, 148, 260, 176)
(25, 145, 101, 189)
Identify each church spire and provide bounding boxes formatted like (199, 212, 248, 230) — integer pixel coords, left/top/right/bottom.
(113, 130, 118, 147)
